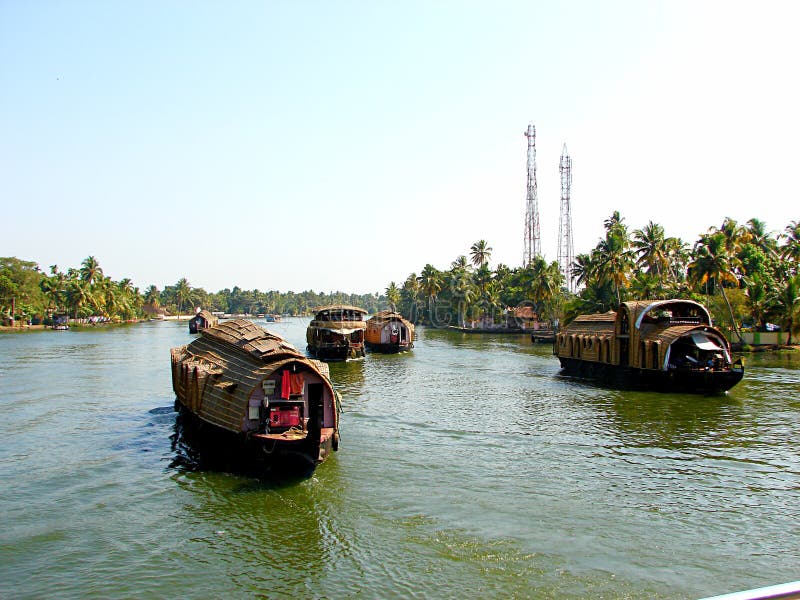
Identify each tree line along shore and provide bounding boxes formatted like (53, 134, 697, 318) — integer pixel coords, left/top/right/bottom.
(2, 215, 799, 347)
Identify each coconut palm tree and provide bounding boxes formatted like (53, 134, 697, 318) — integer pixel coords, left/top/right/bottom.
(571, 253, 596, 289)
(594, 232, 633, 306)
(743, 274, 771, 331)
(144, 285, 161, 308)
(418, 264, 442, 324)
(174, 278, 193, 315)
(746, 218, 778, 257)
(688, 231, 742, 343)
(469, 240, 492, 269)
(780, 220, 800, 273)
(632, 221, 669, 280)
(450, 271, 477, 327)
(79, 256, 103, 286)
(768, 273, 800, 344)
(65, 273, 92, 318)
(401, 273, 422, 322)
(385, 282, 401, 312)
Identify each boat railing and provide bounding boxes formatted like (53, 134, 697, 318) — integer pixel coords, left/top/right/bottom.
(667, 316, 703, 325)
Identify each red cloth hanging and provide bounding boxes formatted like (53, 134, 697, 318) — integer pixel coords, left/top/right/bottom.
(280, 371, 291, 399)
(289, 373, 304, 395)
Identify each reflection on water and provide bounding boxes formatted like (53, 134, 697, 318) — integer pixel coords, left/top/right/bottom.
(1, 320, 799, 599)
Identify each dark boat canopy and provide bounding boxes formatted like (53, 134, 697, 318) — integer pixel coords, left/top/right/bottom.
(630, 299, 712, 330)
(312, 305, 368, 320)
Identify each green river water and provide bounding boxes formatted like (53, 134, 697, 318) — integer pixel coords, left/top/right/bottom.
(1, 318, 798, 599)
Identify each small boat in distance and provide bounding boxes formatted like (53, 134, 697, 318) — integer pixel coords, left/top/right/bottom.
(554, 299, 744, 393)
(306, 305, 367, 361)
(264, 314, 281, 323)
(365, 311, 415, 353)
(52, 314, 70, 330)
(171, 319, 340, 475)
(189, 309, 219, 334)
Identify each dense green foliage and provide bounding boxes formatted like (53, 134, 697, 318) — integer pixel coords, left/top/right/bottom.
(0, 256, 385, 325)
(3, 217, 799, 342)
(387, 217, 800, 343)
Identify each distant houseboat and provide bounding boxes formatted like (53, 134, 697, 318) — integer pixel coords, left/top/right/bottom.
(189, 309, 219, 334)
(306, 305, 367, 361)
(52, 314, 70, 330)
(554, 299, 744, 393)
(171, 319, 340, 475)
(365, 311, 414, 353)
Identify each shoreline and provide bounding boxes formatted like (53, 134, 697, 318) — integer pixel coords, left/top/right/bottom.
(1, 322, 797, 353)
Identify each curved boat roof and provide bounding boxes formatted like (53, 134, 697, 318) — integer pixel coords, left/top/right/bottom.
(198, 318, 305, 363)
(628, 299, 712, 329)
(368, 310, 413, 324)
(313, 304, 368, 315)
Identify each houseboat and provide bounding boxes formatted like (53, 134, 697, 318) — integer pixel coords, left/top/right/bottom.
(554, 299, 744, 393)
(189, 309, 219, 334)
(171, 319, 340, 475)
(52, 314, 70, 330)
(306, 305, 367, 360)
(365, 311, 415, 353)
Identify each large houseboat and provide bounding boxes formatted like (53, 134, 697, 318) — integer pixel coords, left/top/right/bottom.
(171, 319, 340, 475)
(365, 311, 415, 353)
(306, 305, 367, 361)
(554, 299, 744, 393)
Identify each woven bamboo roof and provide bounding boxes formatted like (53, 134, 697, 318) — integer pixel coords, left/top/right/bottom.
(368, 310, 412, 325)
(195, 309, 218, 323)
(199, 318, 304, 363)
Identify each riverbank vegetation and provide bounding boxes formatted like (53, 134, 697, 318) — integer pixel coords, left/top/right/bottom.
(2, 216, 799, 342)
(387, 216, 800, 344)
(0, 256, 384, 326)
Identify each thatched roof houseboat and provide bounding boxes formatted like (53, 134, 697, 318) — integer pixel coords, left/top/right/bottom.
(189, 309, 219, 334)
(554, 299, 744, 393)
(171, 319, 340, 474)
(306, 305, 367, 361)
(365, 311, 414, 353)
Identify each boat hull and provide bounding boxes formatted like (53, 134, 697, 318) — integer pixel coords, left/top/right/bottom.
(557, 357, 744, 394)
(307, 344, 365, 361)
(173, 403, 334, 477)
(365, 341, 413, 354)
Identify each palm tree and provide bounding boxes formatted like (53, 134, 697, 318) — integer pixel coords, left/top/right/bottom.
(780, 220, 800, 272)
(768, 274, 800, 345)
(688, 232, 742, 343)
(144, 285, 161, 308)
(451, 255, 470, 272)
(385, 282, 401, 312)
(632, 221, 669, 281)
(743, 274, 770, 331)
(418, 264, 442, 324)
(80, 256, 103, 286)
(665, 236, 690, 290)
(746, 218, 778, 257)
(450, 271, 477, 327)
(594, 232, 633, 306)
(401, 273, 422, 322)
(174, 278, 192, 315)
(65, 273, 92, 318)
(571, 253, 596, 289)
(469, 240, 492, 269)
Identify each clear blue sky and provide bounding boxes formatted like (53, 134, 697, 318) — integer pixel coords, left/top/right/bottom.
(2, 1, 798, 294)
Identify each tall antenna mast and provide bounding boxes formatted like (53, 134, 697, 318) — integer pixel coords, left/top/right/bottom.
(557, 143, 575, 293)
(523, 123, 541, 265)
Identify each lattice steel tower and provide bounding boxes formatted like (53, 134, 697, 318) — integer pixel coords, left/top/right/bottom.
(557, 143, 575, 293)
(523, 123, 540, 265)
